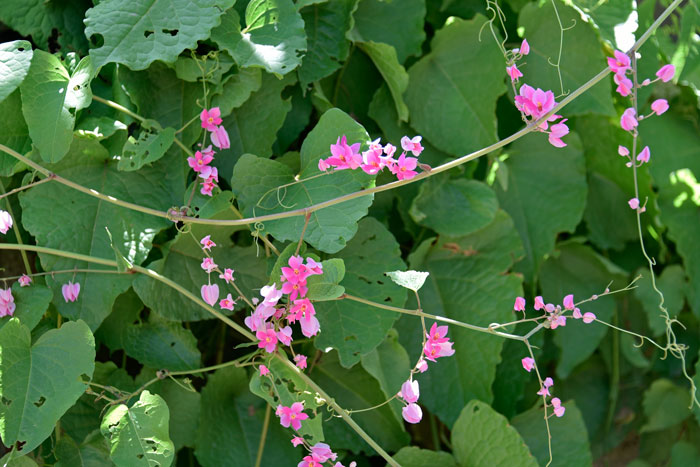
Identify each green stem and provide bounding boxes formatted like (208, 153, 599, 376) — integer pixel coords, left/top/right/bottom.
(254, 404, 271, 467)
(92, 95, 145, 123)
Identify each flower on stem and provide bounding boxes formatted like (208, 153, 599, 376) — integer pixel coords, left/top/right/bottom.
(563, 294, 574, 310)
(507, 64, 523, 82)
(537, 377, 554, 397)
(522, 357, 535, 372)
(548, 119, 569, 148)
(200, 235, 216, 251)
(534, 296, 545, 310)
(211, 125, 230, 149)
(277, 326, 293, 346)
(360, 148, 384, 175)
(282, 256, 310, 283)
(62, 281, 80, 303)
(294, 354, 308, 370)
(201, 257, 217, 273)
(614, 73, 633, 97)
(628, 197, 640, 210)
(257, 328, 278, 353)
(305, 258, 323, 275)
(651, 99, 669, 116)
(187, 151, 213, 174)
(573, 308, 582, 319)
(0, 288, 16, 317)
(201, 284, 219, 306)
(636, 146, 650, 164)
(299, 313, 320, 338)
(282, 280, 308, 302)
(325, 135, 362, 170)
(219, 293, 236, 311)
(551, 397, 566, 417)
(520, 38, 530, 55)
(607, 50, 631, 74)
(582, 312, 596, 324)
(311, 443, 337, 462)
(514, 296, 526, 312)
(261, 283, 284, 306)
(259, 365, 270, 376)
(200, 107, 222, 131)
(277, 402, 309, 430)
(18, 274, 32, 287)
(402, 403, 423, 424)
(219, 268, 234, 283)
(415, 358, 428, 373)
(401, 379, 420, 403)
(298, 455, 324, 467)
(392, 153, 418, 181)
(618, 145, 629, 157)
(318, 158, 330, 172)
(620, 108, 638, 132)
(0, 210, 12, 234)
(656, 64, 675, 82)
(401, 136, 424, 156)
(423, 340, 455, 361)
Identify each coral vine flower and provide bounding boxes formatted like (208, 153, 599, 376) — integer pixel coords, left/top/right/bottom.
(257, 328, 278, 353)
(651, 99, 669, 116)
(618, 145, 630, 157)
(614, 73, 633, 97)
(537, 377, 554, 396)
(401, 136, 424, 156)
(637, 146, 650, 164)
(563, 294, 575, 310)
(0, 210, 12, 234)
(282, 256, 310, 283)
(290, 298, 315, 323)
(515, 85, 556, 120)
(506, 64, 523, 82)
(415, 359, 428, 373)
(628, 197, 640, 210)
(200, 235, 216, 250)
(427, 323, 449, 343)
(282, 280, 308, 301)
(201, 284, 219, 306)
(298, 455, 323, 467)
(607, 50, 631, 74)
(277, 402, 309, 430)
(522, 357, 535, 372)
(261, 283, 283, 306)
(393, 153, 418, 181)
(360, 149, 384, 175)
(294, 354, 308, 369)
(219, 268, 234, 283)
(620, 108, 638, 131)
(62, 281, 80, 303)
(291, 436, 304, 447)
(18, 274, 32, 287)
(0, 288, 16, 317)
(201, 257, 217, 273)
(211, 125, 230, 149)
(520, 39, 530, 55)
(310, 443, 337, 462)
(534, 296, 545, 310)
(548, 119, 569, 148)
(582, 312, 597, 324)
(200, 107, 222, 131)
(187, 151, 213, 173)
(551, 397, 566, 417)
(514, 296, 526, 312)
(656, 64, 675, 82)
(219, 293, 235, 311)
(300, 314, 320, 338)
(326, 135, 362, 170)
(402, 403, 423, 424)
(259, 365, 270, 376)
(401, 380, 420, 403)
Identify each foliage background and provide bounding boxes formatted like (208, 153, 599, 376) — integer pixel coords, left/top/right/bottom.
(0, 0, 699, 465)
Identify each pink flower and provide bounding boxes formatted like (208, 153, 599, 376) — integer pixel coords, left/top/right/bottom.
(62, 281, 80, 303)
(259, 365, 270, 376)
(651, 99, 669, 116)
(305, 258, 323, 275)
(318, 158, 330, 172)
(656, 64, 675, 82)
(515, 85, 556, 120)
(282, 255, 310, 283)
(607, 50, 630, 74)
(200, 179, 216, 197)
(415, 359, 428, 373)
(211, 125, 230, 149)
(551, 397, 566, 417)
(18, 274, 32, 287)
(360, 149, 384, 175)
(537, 377, 553, 396)
(573, 308, 582, 319)
(277, 326, 293, 346)
(201, 257, 217, 273)
(402, 403, 422, 424)
(520, 38, 530, 55)
(294, 354, 308, 369)
(401, 380, 420, 403)
(424, 340, 455, 362)
(549, 314, 566, 329)
(257, 328, 278, 353)
(506, 64, 523, 82)
(620, 108, 638, 131)
(290, 298, 315, 323)
(187, 151, 214, 173)
(563, 294, 574, 310)
(582, 312, 596, 324)
(277, 402, 309, 431)
(311, 443, 337, 462)
(393, 153, 418, 180)
(618, 145, 629, 157)
(367, 138, 383, 152)
(628, 197, 640, 210)
(534, 296, 545, 311)
(261, 283, 283, 306)
(614, 73, 633, 97)
(427, 322, 449, 343)
(0, 210, 13, 234)
(384, 143, 396, 157)
(298, 455, 324, 467)
(282, 280, 308, 301)
(636, 146, 650, 164)
(219, 293, 235, 311)
(200, 107, 222, 131)
(521, 357, 535, 372)
(326, 135, 362, 170)
(548, 119, 569, 148)
(290, 436, 304, 447)
(219, 268, 234, 283)
(514, 296, 526, 312)
(300, 314, 320, 338)
(0, 288, 16, 317)
(201, 284, 219, 306)
(401, 136, 424, 156)
(200, 235, 216, 250)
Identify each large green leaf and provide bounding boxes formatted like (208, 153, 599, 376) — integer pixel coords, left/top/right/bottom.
(20, 51, 92, 163)
(210, 68, 263, 116)
(314, 217, 407, 367)
(84, 0, 231, 70)
(540, 242, 624, 378)
(404, 15, 506, 156)
(393, 446, 457, 467)
(211, 0, 307, 76)
(306, 258, 345, 300)
(511, 401, 592, 467)
(496, 132, 587, 283)
(0, 319, 95, 456)
(55, 431, 112, 467)
(0, 282, 52, 332)
(232, 108, 375, 254)
(452, 400, 537, 467)
(357, 41, 409, 122)
(583, 172, 639, 251)
(100, 390, 174, 467)
(122, 315, 201, 372)
(0, 90, 31, 176)
(518, 1, 615, 116)
(19, 138, 180, 330)
(196, 366, 299, 467)
(0, 40, 33, 104)
(298, 0, 357, 88)
(641, 379, 691, 432)
(396, 210, 524, 428)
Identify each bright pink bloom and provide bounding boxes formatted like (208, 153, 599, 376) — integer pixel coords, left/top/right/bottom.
(534, 296, 545, 311)
(548, 119, 569, 148)
(656, 64, 675, 82)
(219, 268, 234, 283)
(514, 296, 526, 312)
(211, 125, 230, 149)
(427, 322, 449, 343)
(393, 153, 418, 180)
(520, 39, 530, 55)
(415, 358, 428, 373)
(290, 298, 315, 323)
(318, 158, 330, 172)
(537, 377, 554, 396)
(200, 179, 216, 196)
(291, 436, 304, 447)
(282, 255, 310, 283)
(257, 328, 278, 353)
(310, 443, 337, 462)
(620, 108, 638, 131)
(259, 365, 270, 376)
(522, 357, 535, 372)
(614, 73, 633, 97)
(201, 284, 219, 306)
(200, 107, 222, 131)
(294, 354, 308, 369)
(200, 235, 216, 250)
(515, 85, 556, 120)
(282, 280, 308, 301)
(326, 135, 362, 170)
(18, 274, 32, 287)
(187, 150, 214, 173)
(506, 64, 523, 82)
(277, 325, 293, 346)
(305, 258, 323, 275)
(651, 99, 669, 115)
(573, 308, 582, 319)
(219, 293, 235, 311)
(62, 281, 80, 303)
(423, 340, 455, 362)
(298, 455, 324, 467)
(628, 197, 640, 210)
(300, 314, 320, 338)
(360, 149, 384, 175)
(277, 402, 308, 431)
(401, 380, 419, 403)
(582, 312, 596, 324)
(607, 50, 630, 74)
(201, 257, 217, 273)
(637, 146, 650, 164)
(401, 136, 424, 156)
(0, 288, 16, 317)
(402, 403, 422, 424)
(0, 210, 12, 234)
(618, 145, 629, 157)
(551, 397, 566, 417)
(563, 294, 574, 310)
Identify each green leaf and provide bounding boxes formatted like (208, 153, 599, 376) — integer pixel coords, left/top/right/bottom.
(0, 40, 33, 104)
(392, 446, 457, 467)
(496, 132, 587, 283)
(20, 51, 92, 163)
(232, 108, 374, 254)
(173, 53, 235, 84)
(385, 270, 429, 293)
(633, 265, 687, 337)
(118, 127, 176, 172)
(211, 0, 307, 76)
(75, 115, 128, 141)
(571, 0, 634, 46)
(404, 15, 506, 156)
(452, 400, 537, 467)
(357, 41, 409, 122)
(518, 1, 615, 116)
(298, 0, 357, 88)
(95, 288, 143, 352)
(154, 379, 200, 451)
(19, 138, 180, 330)
(306, 258, 346, 300)
(84, 0, 232, 70)
(55, 431, 112, 467)
(410, 176, 498, 237)
(511, 401, 592, 467)
(197, 365, 299, 466)
(0, 319, 95, 455)
(641, 379, 691, 432)
(106, 227, 133, 272)
(583, 172, 639, 251)
(0, 90, 31, 176)
(0, 282, 52, 332)
(396, 210, 524, 427)
(0, 453, 38, 467)
(540, 242, 624, 378)
(671, 441, 700, 467)
(210, 68, 263, 116)
(123, 316, 201, 372)
(100, 390, 174, 467)
(350, 0, 426, 63)
(314, 217, 407, 367)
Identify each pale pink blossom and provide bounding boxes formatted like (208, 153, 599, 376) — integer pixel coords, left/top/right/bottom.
(384, 143, 396, 157)
(582, 312, 596, 324)
(427, 322, 449, 343)
(318, 158, 330, 172)
(514, 296, 526, 312)
(415, 358, 428, 373)
(401, 136, 424, 156)
(573, 308, 582, 319)
(310, 443, 337, 462)
(219, 268, 234, 283)
(628, 197, 640, 210)
(62, 281, 80, 303)
(618, 145, 629, 157)
(0, 210, 13, 234)
(18, 274, 32, 287)
(549, 314, 566, 329)
(551, 397, 566, 417)
(637, 146, 650, 164)
(360, 149, 384, 175)
(402, 403, 423, 424)
(367, 138, 383, 152)
(290, 298, 315, 323)
(200, 235, 216, 250)
(522, 357, 535, 372)
(200, 107, 222, 131)
(261, 283, 283, 306)
(506, 64, 523, 82)
(201, 257, 217, 273)
(534, 296, 545, 311)
(548, 119, 569, 148)
(259, 365, 270, 376)
(201, 284, 219, 306)
(299, 314, 320, 337)
(219, 293, 235, 311)
(0, 288, 16, 317)
(277, 326, 293, 346)
(656, 64, 675, 82)
(305, 258, 323, 275)
(211, 125, 230, 149)
(277, 402, 308, 430)
(620, 108, 638, 131)
(651, 99, 669, 116)
(401, 379, 420, 403)
(424, 340, 455, 361)
(520, 39, 530, 55)
(537, 377, 554, 397)
(294, 354, 308, 369)
(187, 150, 214, 173)
(607, 50, 630, 74)
(614, 73, 633, 97)
(563, 294, 574, 310)
(290, 436, 304, 447)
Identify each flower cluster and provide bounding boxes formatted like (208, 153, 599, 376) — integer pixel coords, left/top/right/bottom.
(506, 39, 570, 148)
(520, 361, 565, 418)
(0, 288, 15, 317)
(514, 293, 596, 329)
(62, 281, 80, 303)
(318, 135, 424, 181)
(197, 235, 238, 311)
(292, 440, 355, 467)
(186, 107, 230, 197)
(0, 209, 13, 234)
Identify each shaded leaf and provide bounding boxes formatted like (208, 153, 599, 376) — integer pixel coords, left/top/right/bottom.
(306, 258, 346, 300)
(55, 431, 112, 467)
(641, 379, 691, 432)
(123, 316, 201, 372)
(0, 90, 31, 176)
(0, 40, 33, 104)
(210, 68, 263, 116)
(357, 41, 409, 122)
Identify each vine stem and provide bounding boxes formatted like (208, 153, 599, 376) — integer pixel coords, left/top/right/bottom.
(254, 404, 271, 467)
(0, 179, 32, 275)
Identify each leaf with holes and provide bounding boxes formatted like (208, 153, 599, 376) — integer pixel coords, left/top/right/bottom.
(0, 319, 95, 456)
(100, 390, 174, 467)
(118, 127, 175, 172)
(0, 40, 33, 104)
